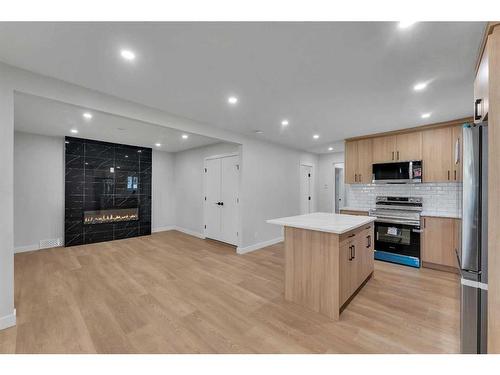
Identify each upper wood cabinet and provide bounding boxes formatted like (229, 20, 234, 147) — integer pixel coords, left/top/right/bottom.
(345, 139, 373, 184)
(372, 132, 422, 163)
(422, 126, 462, 182)
(396, 132, 422, 161)
(372, 135, 396, 163)
(452, 125, 463, 182)
(474, 39, 489, 124)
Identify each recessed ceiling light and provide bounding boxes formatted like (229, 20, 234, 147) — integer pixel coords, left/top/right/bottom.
(255, 130, 263, 134)
(313, 134, 320, 139)
(70, 129, 78, 134)
(120, 49, 136, 61)
(398, 21, 417, 29)
(281, 119, 289, 126)
(413, 82, 428, 91)
(155, 143, 161, 147)
(83, 112, 93, 120)
(182, 134, 189, 139)
(227, 96, 238, 105)
(421, 113, 431, 119)
(328, 147, 333, 151)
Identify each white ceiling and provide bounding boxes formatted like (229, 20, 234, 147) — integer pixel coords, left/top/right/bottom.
(14, 92, 224, 152)
(0, 22, 486, 153)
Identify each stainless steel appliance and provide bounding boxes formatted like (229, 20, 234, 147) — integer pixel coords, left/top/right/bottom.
(369, 196, 422, 268)
(459, 122, 488, 354)
(372, 160, 422, 184)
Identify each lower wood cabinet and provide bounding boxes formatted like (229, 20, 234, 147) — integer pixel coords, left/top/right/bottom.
(340, 209, 369, 216)
(421, 216, 461, 272)
(340, 224, 374, 305)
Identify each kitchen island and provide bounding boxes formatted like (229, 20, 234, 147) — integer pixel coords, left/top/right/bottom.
(267, 212, 376, 320)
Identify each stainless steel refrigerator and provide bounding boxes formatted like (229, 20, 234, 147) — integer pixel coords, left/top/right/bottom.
(459, 122, 488, 354)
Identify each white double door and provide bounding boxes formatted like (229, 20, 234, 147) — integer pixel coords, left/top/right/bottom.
(300, 164, 313, 214)
(204, 155, 239, 246)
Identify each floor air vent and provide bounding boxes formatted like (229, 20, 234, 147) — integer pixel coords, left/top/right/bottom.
(39, 238, 62, 249)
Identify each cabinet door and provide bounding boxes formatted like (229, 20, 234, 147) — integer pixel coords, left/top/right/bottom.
(344, 141, 358, 184)
(422, 127, 453, 182)
(421, 216, 457, 268)
(357, 138, 373, 184)
(474, 40, 489, 124)
(372, 135, 396, 163)
(339, 239, 353, 305)
(359, 225, 374, 281)
(452, 125, 463, 182)
(396, 132, 422, 161)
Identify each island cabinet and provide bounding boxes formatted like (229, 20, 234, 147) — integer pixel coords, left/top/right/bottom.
(339, 224, 374, 306)
(267, 213, 376, 320)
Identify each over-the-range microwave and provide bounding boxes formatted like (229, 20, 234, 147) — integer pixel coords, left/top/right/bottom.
(372, 160, 422, 184)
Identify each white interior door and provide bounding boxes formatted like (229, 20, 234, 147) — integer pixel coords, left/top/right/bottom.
(204, 155, 239, 246)
(205, 157, 222, 241)
(300, 164, 313, 214)
(221, 155, 239, 245)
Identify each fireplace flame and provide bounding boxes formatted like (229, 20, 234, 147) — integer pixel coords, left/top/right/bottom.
(84, 209, 139, 224)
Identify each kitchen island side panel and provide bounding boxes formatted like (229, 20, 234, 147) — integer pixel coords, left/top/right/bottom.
(284, 226, 340, 320)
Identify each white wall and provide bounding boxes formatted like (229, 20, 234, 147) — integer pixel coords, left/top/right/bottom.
(14, 132, 64, 252)
(239, 138, 319, 249)
(152, 150, 176, 232)
(0, 82, 15, 329)
(317, 152, 345, 212)
(174, 142, 240, 237)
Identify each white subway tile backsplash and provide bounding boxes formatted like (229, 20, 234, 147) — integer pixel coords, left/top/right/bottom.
(345, 182, 462, 218)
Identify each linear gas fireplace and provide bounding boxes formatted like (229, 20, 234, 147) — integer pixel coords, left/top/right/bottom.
(83, 208, 139, 225)
(65, 137, 152, 246)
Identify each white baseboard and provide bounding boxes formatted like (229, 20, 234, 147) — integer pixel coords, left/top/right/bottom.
(173, 226, 206, 239)
(14, 244, 40, 254)
(0, 309, 16, 330)
(237, 237, 284, 254)
(152, 225, 175, 233)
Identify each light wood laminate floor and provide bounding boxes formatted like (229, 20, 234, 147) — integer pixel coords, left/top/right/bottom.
(0, 230, 460, 353)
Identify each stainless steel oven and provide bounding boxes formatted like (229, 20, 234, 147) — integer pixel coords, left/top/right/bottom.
(372, 160, 422, 184)
(370, 196, 422, 268)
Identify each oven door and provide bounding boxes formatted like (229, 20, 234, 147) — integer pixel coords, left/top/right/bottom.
(374, 221, 421, 258)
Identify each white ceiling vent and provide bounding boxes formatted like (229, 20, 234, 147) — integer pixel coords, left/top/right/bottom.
(39, 238, 62, 249)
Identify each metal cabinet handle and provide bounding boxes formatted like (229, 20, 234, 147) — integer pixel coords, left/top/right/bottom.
(359, 174, 362, 182)
(474, 98, 483, 121)
(349, 245, 353, 261)
(392, 151, 394, 160)
(348, 233, 356, 238)
(454, 170, 457, 180)
(352, 245, 356, 259)
(366, 235, 371, 248)
(447, 170, 450, 180)
(397, 151, 400, 160)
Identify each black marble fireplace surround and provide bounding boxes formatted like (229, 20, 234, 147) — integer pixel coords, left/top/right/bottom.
(65, 137, 152, 246)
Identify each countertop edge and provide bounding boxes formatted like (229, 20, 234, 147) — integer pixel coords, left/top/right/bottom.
(266, 216, 376, 235)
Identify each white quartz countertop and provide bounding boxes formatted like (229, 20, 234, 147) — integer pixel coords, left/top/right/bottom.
(421, 211, 462, 219)
(339, 207, 370, 213)
(267, 212, 376, 234)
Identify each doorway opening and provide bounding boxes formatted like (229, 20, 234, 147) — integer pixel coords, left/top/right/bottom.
(333, 163, 345, 213)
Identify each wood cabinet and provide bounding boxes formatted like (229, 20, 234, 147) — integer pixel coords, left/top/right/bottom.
(474, 39, 489, 124)
(339, 224, 374, 306)
(421, 216, 460, 271)
(422, 127, 454, 182)
(396, 132, 422, 161)
(372, 133, 422, 163)
(452, 125, 463, 182)
(344, 118, 471, 185)
(340, 209, 369, 216)
(345, 139, 372, 184)
(372, 135, 396, 163)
